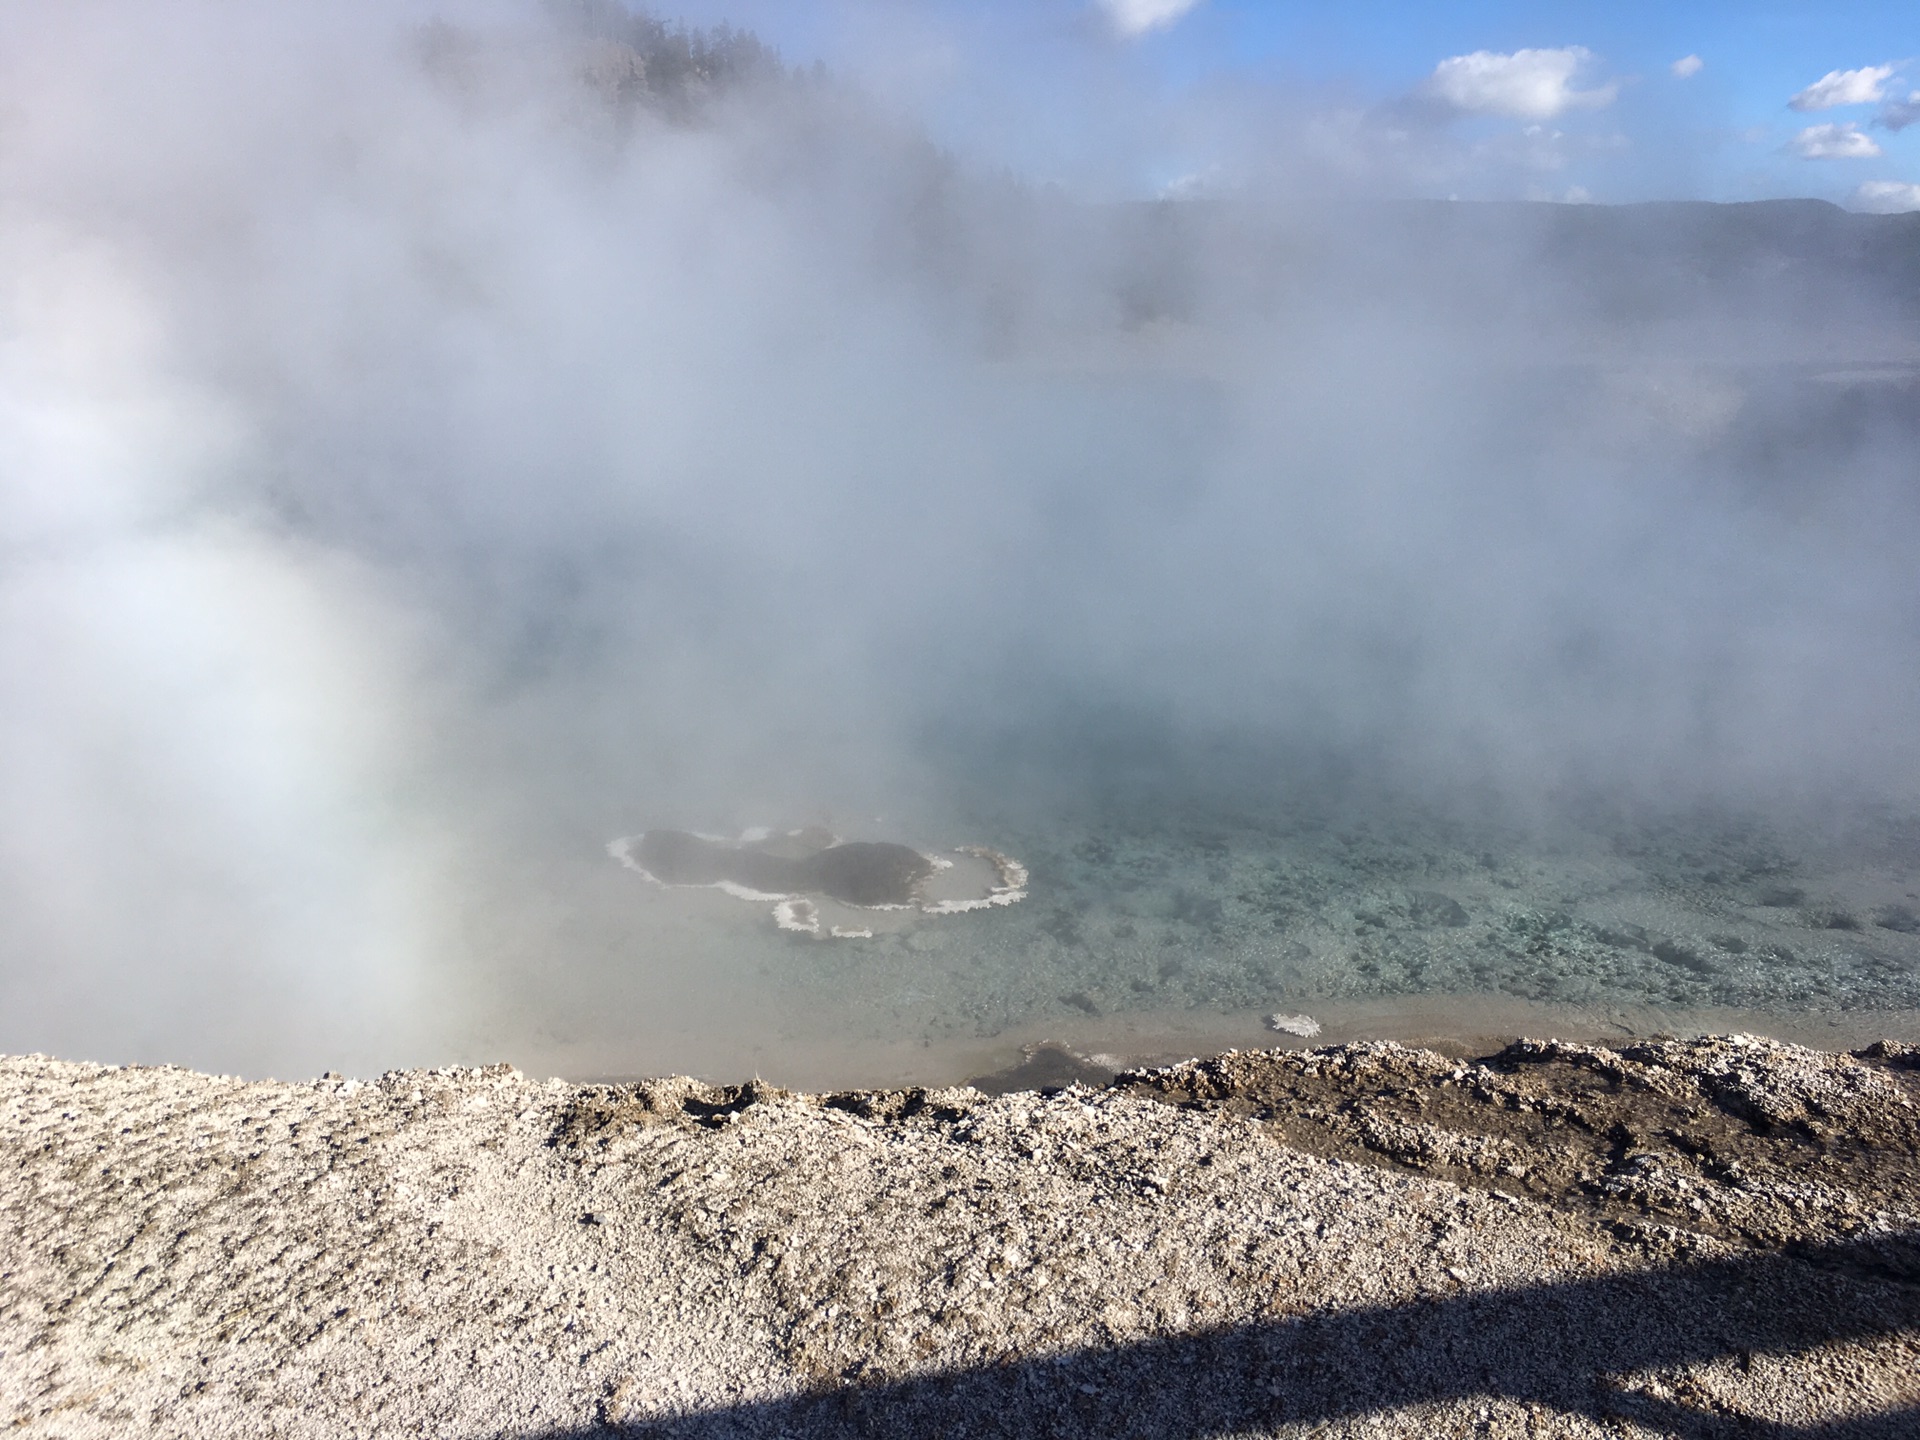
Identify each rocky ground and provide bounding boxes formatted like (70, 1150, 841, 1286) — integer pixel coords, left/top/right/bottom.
(4, 1035, 1919, 1438)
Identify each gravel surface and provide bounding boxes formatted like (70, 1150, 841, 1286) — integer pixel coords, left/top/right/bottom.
(4, 1036, 1918, 1438)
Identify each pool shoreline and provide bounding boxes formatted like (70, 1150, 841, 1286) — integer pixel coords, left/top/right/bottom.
(558, 991, 1920, 1092)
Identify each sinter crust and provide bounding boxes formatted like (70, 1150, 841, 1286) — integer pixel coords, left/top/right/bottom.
(4, 1034, 1917, 1436)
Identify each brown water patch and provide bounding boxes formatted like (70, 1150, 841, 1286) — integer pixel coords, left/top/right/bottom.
(800, 841, 935, 907)
(964, 1042, 1117, 1096)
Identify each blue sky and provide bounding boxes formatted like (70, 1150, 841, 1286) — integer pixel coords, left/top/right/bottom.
(667, 0, 1920, 208)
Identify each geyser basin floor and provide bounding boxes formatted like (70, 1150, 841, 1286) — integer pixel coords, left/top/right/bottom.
(444, 799, 1920, 1089)
(5, 1036, 1917, 1437)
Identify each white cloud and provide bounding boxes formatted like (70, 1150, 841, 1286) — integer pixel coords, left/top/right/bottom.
(1879, 92, 1920, 131)
(1670, 55, 1704, 80)
(1789, 64, 1896, 112)
(1422, 47, 1619, 120)
(1788, 122, 1883, 159)
(1095, 0, 1202, 39)
(1853, 180, 1920, 213)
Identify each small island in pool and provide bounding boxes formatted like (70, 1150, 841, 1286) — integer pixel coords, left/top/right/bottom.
(609, 825, 1028, 938)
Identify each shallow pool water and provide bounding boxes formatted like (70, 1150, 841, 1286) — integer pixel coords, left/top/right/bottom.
(446, 784, 1920, 1088)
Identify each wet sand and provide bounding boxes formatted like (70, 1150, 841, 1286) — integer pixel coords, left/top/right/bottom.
(564, 992, 1920, 1093)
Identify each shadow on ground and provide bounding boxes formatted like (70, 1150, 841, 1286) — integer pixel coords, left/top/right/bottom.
(531, 1232, 1920, 1439)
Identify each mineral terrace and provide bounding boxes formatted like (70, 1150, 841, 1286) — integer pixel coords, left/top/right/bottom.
(4, 1035, 1918, 1438)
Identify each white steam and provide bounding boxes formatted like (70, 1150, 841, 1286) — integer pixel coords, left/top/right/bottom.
(1, 2, 1917, 1076)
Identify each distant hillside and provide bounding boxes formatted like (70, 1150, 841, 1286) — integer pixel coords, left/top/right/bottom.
(420, 5, 1920, 361)
(1103, 197, 1920, 355)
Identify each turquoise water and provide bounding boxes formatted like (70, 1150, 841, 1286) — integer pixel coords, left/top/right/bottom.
(447, 770, 1920, 1086)
(429, 356, 1920, 1083)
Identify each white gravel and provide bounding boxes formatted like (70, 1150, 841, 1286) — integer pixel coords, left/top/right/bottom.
(3, 1042, 1917, 1437)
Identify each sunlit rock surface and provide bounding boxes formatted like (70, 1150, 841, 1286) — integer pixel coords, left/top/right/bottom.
(4, 1036, 1917, 1437)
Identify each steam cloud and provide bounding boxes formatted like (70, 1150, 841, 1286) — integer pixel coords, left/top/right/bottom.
(2, 2, 1917, 1076)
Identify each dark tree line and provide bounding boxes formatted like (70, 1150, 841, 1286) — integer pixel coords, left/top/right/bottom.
(549, 0, 788, 109)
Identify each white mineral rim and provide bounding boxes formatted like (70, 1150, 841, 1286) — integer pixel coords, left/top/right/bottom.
(606, 835, 655, 881)
(918, 845, 1029, 914)
(772, 898, 820, 935)
(717, 880, 793, 903)
(1267, 1013, 1322, 1038)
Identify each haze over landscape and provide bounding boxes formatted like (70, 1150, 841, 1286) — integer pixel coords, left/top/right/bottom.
(2, 0, 1917, 1083)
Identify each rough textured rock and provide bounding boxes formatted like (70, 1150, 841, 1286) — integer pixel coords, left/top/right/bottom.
(1123, 1034, 1920, 1257)
(3, 1037, 1918, 1438)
